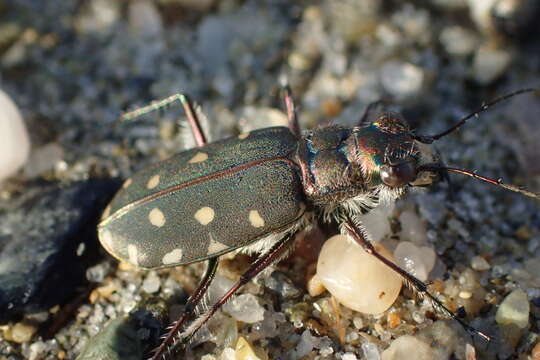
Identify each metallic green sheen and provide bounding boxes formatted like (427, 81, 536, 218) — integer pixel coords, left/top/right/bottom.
(98, 127, 306, 269)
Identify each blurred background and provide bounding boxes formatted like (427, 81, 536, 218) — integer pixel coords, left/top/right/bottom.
(0, 1, 539, 359)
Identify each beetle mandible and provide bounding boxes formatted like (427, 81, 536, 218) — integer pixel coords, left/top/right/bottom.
(97, 86, 540, 359)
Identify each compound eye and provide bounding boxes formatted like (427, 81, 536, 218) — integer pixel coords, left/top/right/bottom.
(380, 162, 417, 187)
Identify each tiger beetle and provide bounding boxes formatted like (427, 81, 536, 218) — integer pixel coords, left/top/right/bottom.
(97, 86, 540, 359)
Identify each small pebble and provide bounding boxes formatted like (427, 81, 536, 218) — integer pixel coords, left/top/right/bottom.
(296, 330, 318, 357)
(4, 322, 37, 343)
(398, 209, 428, 245)
(439, 26, 478, 56)
(387, 312, 401, 328)
(223, 294, 265, 323)
(353, 316, 364, 329)
(358, 203, 394, 242)
(342, 353, 358, 360)
(0, 89, 30, 183)
(472, 44, 512, 85)
(381, 335, 435, 360)
(393, 242, 436, 282)
(495, 288, 530, 329)
(220, 347, 236, 360)
(235, 337, 263, 360)
(380, 61, 424, 101)
(23, 143, 64, 178)
(307, 274, 326, 297)
(141, 271, 160, 294)
(362, 341, 380, 360)
(470, 256, 490, 271)
(317, 235, 402, 314)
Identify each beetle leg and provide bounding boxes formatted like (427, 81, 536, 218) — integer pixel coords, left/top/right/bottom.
(341, 213, 490, 341)
(177, 231, 296, 349)
(282, 84, 301, 138)
(121, 93, 208, 147)
(150, 257, 218, 360)
(358, 99, 391, 126)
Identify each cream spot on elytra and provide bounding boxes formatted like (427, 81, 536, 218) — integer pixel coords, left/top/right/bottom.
(207, 233, 228, 254)
(122, 178, 133, 189)
(248, 210, 265, 228)
(146, 174, 160, 189)
(188, 152, 208, 164)
(162, 248, 183, 265)
(127, 244, 139, 266)
(149, 208, 166, 227)
(237, 132, 250, 140)
(194, 207, 215, 225)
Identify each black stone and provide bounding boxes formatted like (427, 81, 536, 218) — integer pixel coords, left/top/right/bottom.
(0, 179, 120, 322)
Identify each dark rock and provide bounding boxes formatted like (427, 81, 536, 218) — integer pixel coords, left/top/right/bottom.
(75, 316, 143, 360)
(0, 179, 120, 322)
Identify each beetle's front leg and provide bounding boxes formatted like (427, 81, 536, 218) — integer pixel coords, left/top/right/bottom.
(150, 258, 218, 360)
(340, 213, 490, 341)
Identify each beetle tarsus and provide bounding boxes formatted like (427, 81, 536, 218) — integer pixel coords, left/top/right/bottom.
(149, 258, 219, 360)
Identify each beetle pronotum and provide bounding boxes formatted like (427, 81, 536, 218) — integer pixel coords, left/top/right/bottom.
(98, 86, 539, 359)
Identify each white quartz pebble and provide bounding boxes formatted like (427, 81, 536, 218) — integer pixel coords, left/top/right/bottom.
(381, 335, 435, 360)
(316, 235, 402, 314)
(393, 241, 436, 282)
(0, 89, 30, 183)
(495, 288, 530, 329)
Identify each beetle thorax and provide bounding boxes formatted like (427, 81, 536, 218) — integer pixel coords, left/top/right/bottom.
(296, 116, 440, 219)
(297, 126, 371, 206)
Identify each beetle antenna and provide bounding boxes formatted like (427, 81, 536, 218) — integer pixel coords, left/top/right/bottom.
(412, 88, 539, 144)
(419, 165, 540, 200)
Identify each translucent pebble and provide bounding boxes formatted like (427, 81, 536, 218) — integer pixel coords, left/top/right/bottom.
(28, 341, 47, 360)
(359, 203, 394, 242)
(223, 294, 265, 323)
(393, 241, 436, 282)
(307, 274, 326, 297)
(0, 89, 30, 183)
(439, 26, 478, 56)
(141, 271, 160, 294)
(319, 346, 334, 356)
(296, 330, 318, 357)
(23, 143, 64, 178)
(220, 347, 236, 360)
(380, 61, 425, 101)
(381, 335, 435, 360)
(495, 288, 530, 329)
(235, 337, 262, 360)
(362, 342, 381, 360)
(398, 209, 428, 245)
(5, 322, 37, 343)
(353, 316, 364, 329)
(470, 256, 490, 271)
(317, 235, 402, 314)
(472, 45, 511, 85)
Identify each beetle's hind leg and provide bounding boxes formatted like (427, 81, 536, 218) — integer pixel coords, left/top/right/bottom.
(341, 213, 490, 342)
(121, 93, 208, 147)
(150, 258, 218, 360)
(157, 231, 296, 358)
